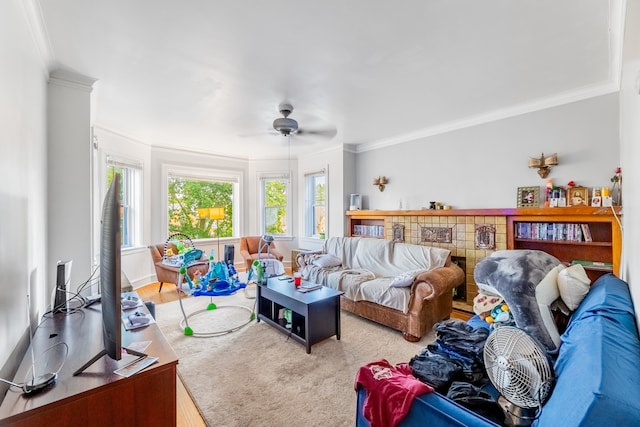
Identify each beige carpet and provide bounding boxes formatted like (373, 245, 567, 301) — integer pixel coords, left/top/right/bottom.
(154, 287, 436, 427)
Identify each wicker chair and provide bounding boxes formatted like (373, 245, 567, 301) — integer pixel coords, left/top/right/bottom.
(148, 242, 209, 292)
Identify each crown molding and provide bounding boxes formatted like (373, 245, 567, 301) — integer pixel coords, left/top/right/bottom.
(152, 143, 251, 162)
(48, 69, 97, 92)
(92, 124, 151, 149)
(20, 0, 54, 78)
(343, 144, 358, 154)
(355, 81, 620, 154)
(609, 0, 626, 89)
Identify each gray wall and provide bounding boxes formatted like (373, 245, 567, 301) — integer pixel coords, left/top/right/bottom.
(619, 1, 640, 323)
(47, 70, 95, 298)
(356, 94, 619, 211)
(0, 0, 48, 392)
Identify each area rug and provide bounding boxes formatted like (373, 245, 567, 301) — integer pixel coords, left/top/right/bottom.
(154, 288, 436, 427)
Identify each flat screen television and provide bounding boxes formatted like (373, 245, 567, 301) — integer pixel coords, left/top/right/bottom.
(73, 173, 145, 375)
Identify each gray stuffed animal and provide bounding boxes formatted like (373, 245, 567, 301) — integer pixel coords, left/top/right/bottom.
(473, 250, 561, 353)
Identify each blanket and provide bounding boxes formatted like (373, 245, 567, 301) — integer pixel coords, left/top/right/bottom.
(473, 250, 561, 352)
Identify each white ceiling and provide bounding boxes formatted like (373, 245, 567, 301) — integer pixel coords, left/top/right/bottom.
(34, 0, 621, 159)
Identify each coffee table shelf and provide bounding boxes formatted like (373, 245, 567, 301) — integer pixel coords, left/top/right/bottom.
(257, 277, 343, 353)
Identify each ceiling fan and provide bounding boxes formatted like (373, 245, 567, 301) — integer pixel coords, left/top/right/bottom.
(271, 103, 337, 140)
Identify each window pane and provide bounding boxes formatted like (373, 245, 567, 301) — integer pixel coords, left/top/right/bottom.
(168, 176, 234, 239)
(314, 176, 325, 204)
(305, 172, 327, 238)
(314, 206, 326, 235)
(262, 178, 289, 236)
(107, 166, 132, 248)
(265, 206, 287, 234)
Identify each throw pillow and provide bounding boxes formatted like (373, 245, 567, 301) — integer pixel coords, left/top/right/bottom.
(557, 264, 591, 310)
(472, 292, 504, 315)
(389, 270, 425, 288)
(311, 254, 342, 268)
(534, 264, 565, 349)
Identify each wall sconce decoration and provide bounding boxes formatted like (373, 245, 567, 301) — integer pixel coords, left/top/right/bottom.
(529, 152, 558, 178)
(373, 176, 388, 192)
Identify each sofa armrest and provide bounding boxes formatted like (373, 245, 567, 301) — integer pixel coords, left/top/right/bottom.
(268, 247, 284, 260)
(356, 386, 500, 427)
(296, 250, 323, 270)
(412, 262, 464, 300)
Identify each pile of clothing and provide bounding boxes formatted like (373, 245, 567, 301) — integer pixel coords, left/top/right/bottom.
(409, 319, 505, 423)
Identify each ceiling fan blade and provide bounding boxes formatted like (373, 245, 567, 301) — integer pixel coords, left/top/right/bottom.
(296, 127, 337, 139)
(238, 129, 279, 138)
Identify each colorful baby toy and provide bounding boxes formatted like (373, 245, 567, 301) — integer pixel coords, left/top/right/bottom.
(485, 304, 514, 327)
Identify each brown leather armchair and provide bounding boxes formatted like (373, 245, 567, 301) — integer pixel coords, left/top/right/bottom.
(149, 243, 210, 292)
(239, 236, 284, 272)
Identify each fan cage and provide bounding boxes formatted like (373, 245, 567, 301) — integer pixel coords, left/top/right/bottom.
(484, 326, 554, 409)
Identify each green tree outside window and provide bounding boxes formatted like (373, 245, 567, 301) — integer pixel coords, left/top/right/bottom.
(264, 179, 288, 235)
(168, 177, 233, 239)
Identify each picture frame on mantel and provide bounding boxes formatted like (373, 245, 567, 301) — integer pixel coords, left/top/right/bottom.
(517, 186, 540, 207)
(568, 186, 589, 206)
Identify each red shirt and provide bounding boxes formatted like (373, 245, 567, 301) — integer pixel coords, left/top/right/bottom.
(355, 359, 433, 427)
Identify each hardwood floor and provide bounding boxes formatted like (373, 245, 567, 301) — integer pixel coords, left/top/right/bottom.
(138, 281, 206, 427)
(451, 299, 474, 321)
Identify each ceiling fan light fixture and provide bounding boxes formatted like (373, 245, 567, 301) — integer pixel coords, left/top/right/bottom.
(273, 117, 298, 136)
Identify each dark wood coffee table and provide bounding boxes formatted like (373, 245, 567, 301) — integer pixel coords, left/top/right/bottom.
(256, 277, 343, 353)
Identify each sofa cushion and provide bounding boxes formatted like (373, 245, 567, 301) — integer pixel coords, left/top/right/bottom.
(389, 243, 450, 277)
(352, 238, 394, 277)
(311, 254, 342, 268)
(534, 276, 640, 426)
(326, 269, 376, 300)
(570, 273, 636, 321)
(301, 264, 344, 288)
(557, 264, 591, 310)
(358, 278, 410, 313)
(323, 236, 361, 269)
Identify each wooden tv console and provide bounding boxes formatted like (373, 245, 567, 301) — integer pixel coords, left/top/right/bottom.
(0, 293, 178, 426)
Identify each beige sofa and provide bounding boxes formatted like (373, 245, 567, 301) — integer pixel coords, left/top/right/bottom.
(296, 237, 464, 341)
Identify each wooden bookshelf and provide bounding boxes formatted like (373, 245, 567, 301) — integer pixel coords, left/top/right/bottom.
(507, 211, 622, 281)
(346, 207, 622, 282)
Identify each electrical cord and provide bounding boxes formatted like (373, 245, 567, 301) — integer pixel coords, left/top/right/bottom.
(1, 334, 70, 393)
(42, 264, 100, 321)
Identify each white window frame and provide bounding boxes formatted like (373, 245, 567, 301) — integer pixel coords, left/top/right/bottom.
(162, 165, 243, 239)
(304, 168, 327, 238)
(105, 155, 143, 249)
(259, 172, 291, 238)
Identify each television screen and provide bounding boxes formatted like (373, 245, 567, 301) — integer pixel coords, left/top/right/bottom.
(100, 173, 122, 360)
(73, 173, 123, 374)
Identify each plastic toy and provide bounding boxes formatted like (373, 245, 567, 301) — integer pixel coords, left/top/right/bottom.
(485, 303, 514, 327)
(175, 251, 253, 337)
(178, 251, 247, 299)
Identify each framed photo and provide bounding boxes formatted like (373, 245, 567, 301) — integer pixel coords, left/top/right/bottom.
(475, 225, 496, 249)
(568, 186, 589, 206)
(517, 186, 540, 207)
(392, 223, 405, 243)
